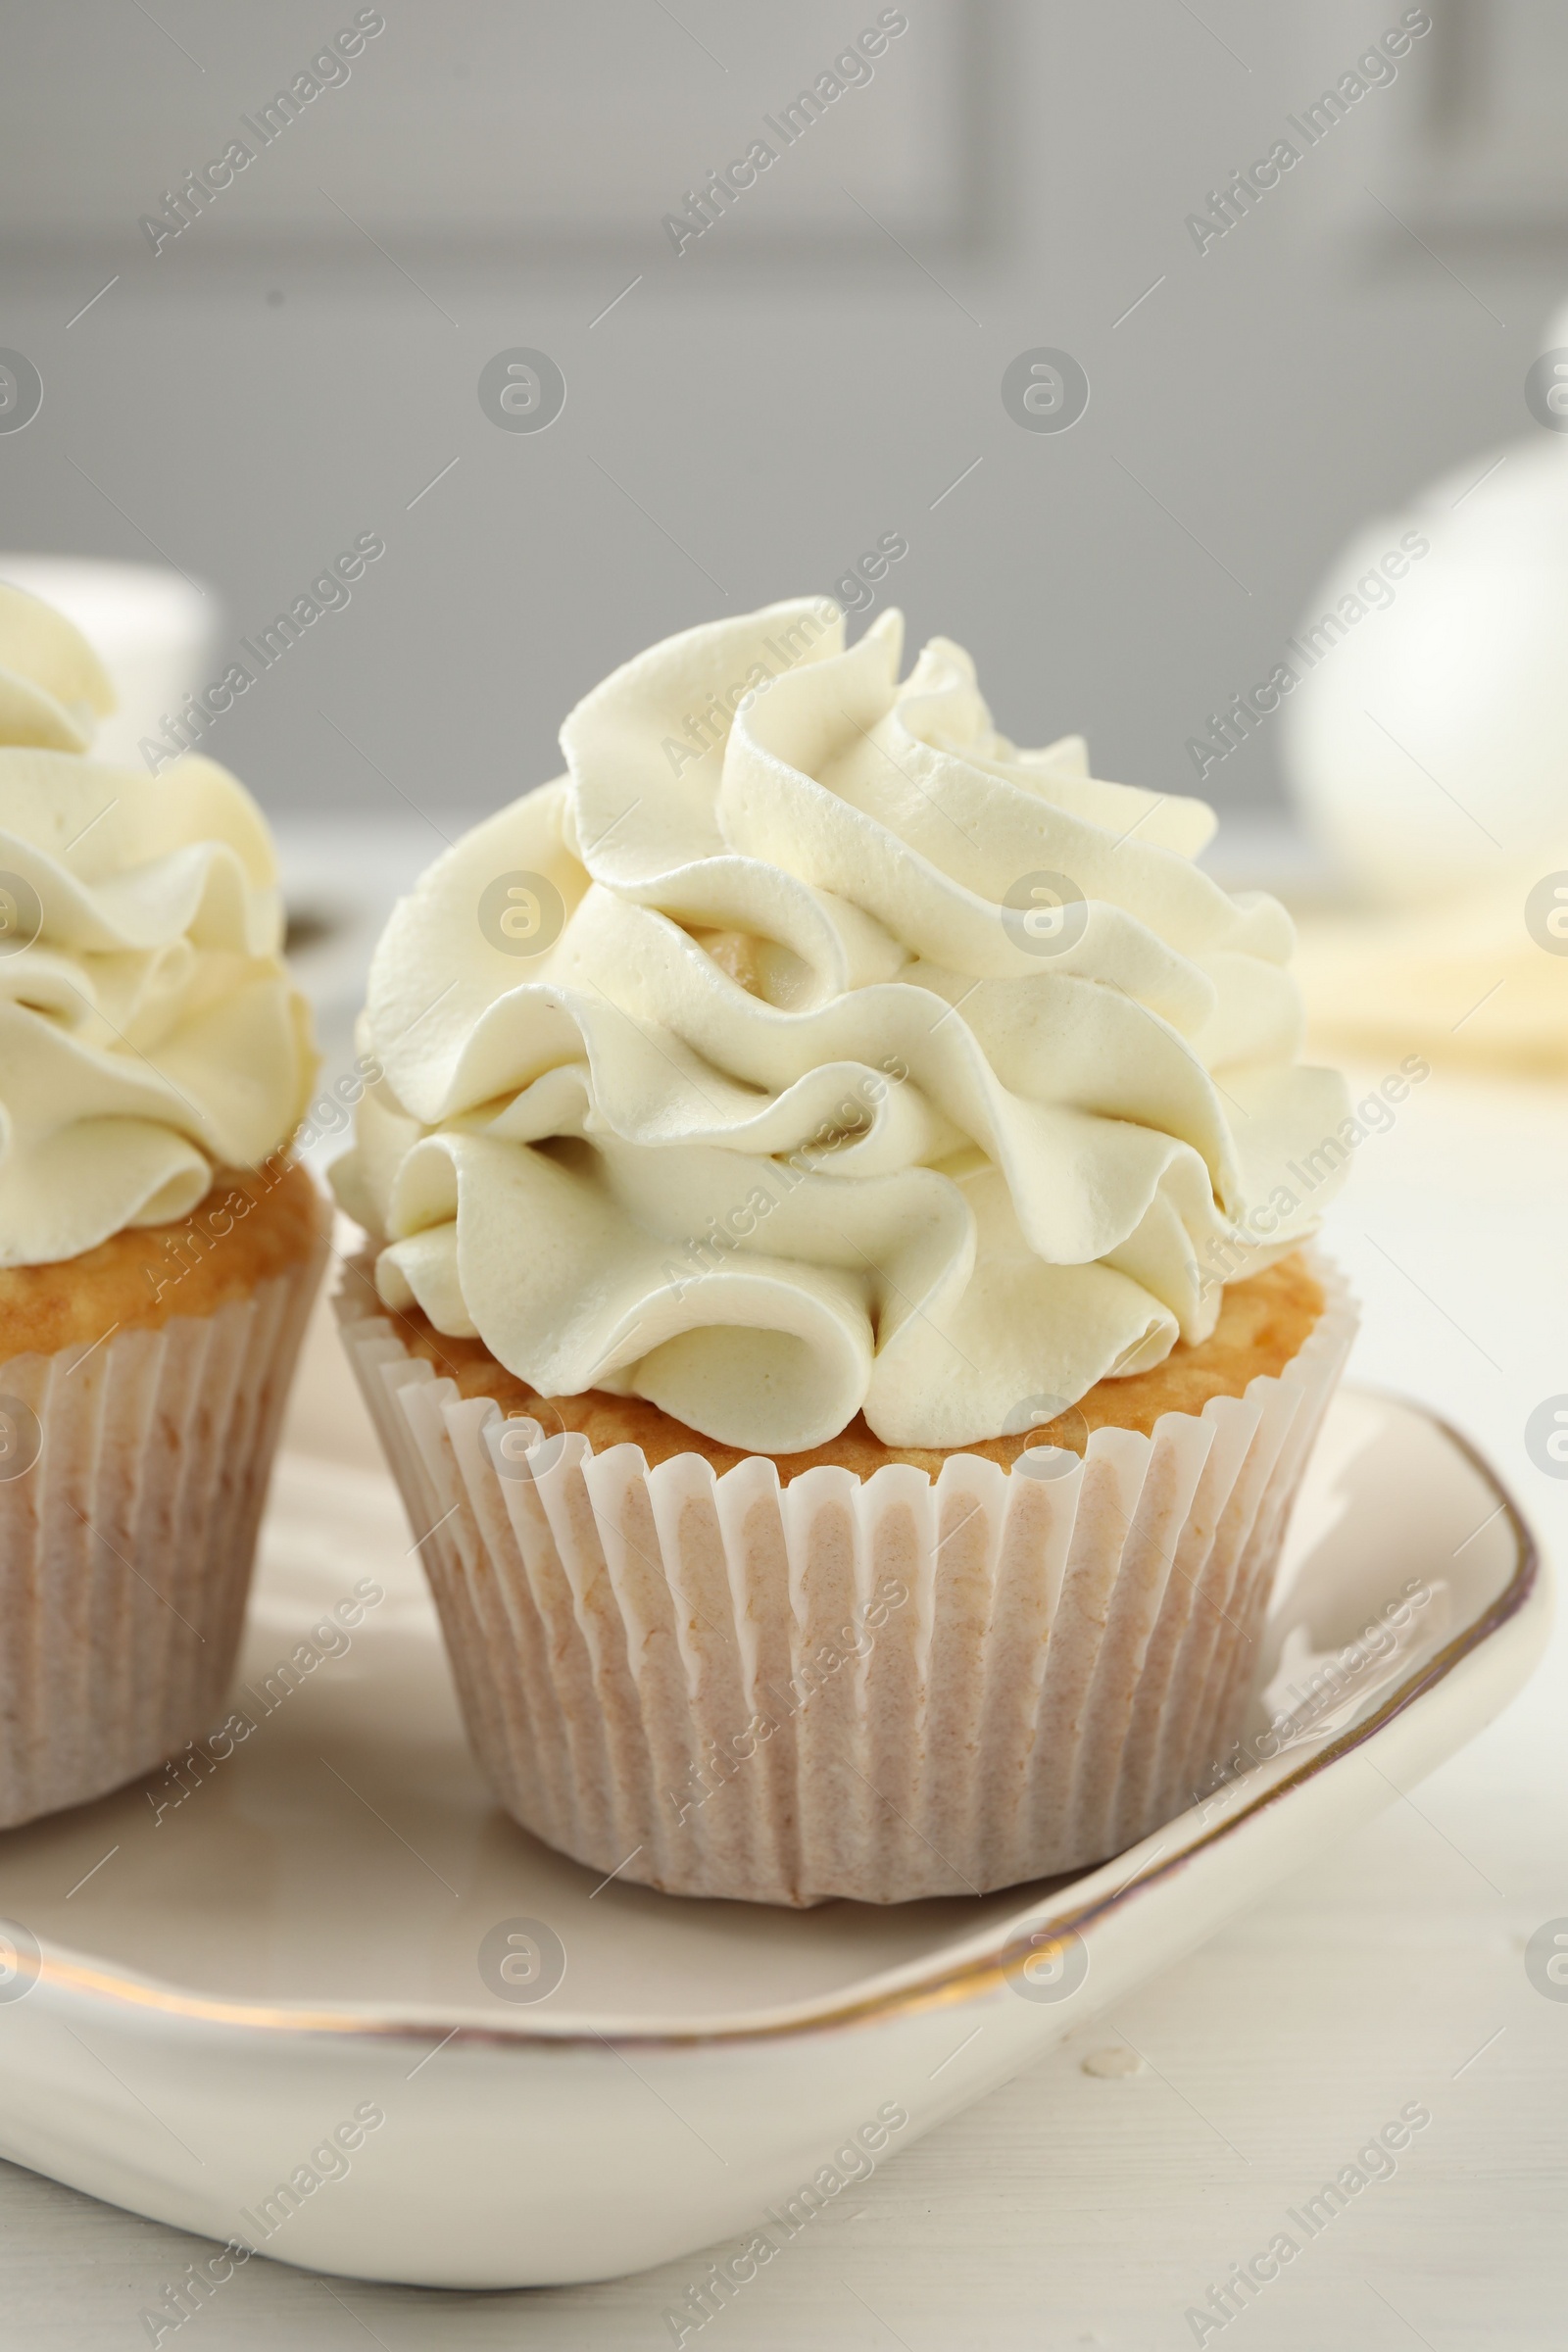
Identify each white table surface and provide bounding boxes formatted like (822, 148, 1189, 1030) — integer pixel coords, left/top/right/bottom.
(3, 1032, 1565, 2348)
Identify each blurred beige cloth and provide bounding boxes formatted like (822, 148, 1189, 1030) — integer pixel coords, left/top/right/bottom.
(1296, 888, 1568, 1073)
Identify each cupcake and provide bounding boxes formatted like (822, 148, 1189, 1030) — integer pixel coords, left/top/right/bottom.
(0, 582, 326, 1828)
(333, 598, 1355, 1904)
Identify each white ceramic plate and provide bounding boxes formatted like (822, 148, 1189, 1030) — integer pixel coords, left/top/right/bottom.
(0, 1387, 1544, 2290)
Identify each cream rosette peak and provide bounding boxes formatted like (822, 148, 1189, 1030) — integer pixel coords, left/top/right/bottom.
(336, 597, 1349, 1452)
(0, 581, 317, 1267)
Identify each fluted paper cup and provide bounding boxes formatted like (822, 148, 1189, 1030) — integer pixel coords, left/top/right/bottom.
(336, 1260, 1355, 1905)
(0, 1230, 328, 1830)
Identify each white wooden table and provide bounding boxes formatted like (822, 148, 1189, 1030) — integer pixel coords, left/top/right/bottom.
(3, 1054, 1563, 2350)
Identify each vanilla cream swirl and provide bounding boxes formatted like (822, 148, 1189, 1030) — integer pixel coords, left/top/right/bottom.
(335, 599, 1349, 1450)
(0, 582, 316, 1267)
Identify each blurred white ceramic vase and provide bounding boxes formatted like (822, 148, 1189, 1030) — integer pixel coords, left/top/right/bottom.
(1282, 422, 1568, 910)
(0, 553, 219, 768)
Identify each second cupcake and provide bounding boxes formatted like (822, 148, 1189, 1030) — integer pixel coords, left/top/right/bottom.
(0, 583, 326, 1828)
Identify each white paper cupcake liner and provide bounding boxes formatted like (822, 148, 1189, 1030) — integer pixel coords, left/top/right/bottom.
(0, 1223, 328, 1831)
(336, 1259, 1355, 1905)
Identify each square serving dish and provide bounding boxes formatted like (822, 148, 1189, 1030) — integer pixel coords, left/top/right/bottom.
(0, 1364, 1544, 2290)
